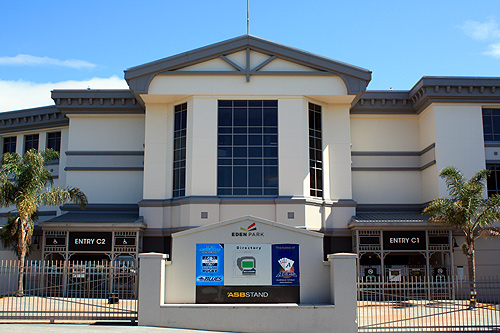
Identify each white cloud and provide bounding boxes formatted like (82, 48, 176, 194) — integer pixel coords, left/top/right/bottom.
(0, 54, 97, 69)
(484, 43, 500, 59)
(0, 76, 129, 112)
(461, 18, 500, 41)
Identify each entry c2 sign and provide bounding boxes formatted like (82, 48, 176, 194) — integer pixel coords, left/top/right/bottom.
(383, 231, 426, 251)
(68, 232, 112, 251)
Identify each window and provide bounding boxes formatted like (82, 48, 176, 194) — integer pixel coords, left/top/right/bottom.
(217, 100, 278, 196)
(47, 132, 61, 152)
(482, 109, 500, 142)
(24, 134, 39, 152)
(487, 164, 500, 197)
(309, 102, 323, 197)
(3, 136, 16, 154)
(173, 103, 187, 198)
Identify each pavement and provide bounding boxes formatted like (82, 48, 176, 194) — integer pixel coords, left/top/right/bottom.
(0, 322, 234, 333)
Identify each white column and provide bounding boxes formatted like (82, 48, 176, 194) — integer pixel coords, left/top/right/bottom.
(328, 253, 357, 333)
(278, 98, 309, 197)
(138, 252, 168, 326)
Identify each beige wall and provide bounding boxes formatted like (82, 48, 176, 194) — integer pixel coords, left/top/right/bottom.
(66, 114, 145, 204)
(350, 115, 420, 151)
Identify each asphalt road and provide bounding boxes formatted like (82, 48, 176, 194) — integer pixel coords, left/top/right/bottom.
(0, 322, 233, 333)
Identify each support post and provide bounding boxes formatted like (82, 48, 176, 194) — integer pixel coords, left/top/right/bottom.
(138, 252, 168, 326)
(328, 253, 357, 333)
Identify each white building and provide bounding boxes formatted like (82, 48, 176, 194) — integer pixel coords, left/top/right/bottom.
(1, 35, 499, 277)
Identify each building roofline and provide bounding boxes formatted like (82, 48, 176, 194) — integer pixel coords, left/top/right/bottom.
(124, 35, 372, 96)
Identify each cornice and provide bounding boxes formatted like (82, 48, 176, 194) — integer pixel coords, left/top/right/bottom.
(409, 77, 500, 113)
(0, 106, 68, 134)
(350, 91, 414, 114)
(51, 89, 145, 114)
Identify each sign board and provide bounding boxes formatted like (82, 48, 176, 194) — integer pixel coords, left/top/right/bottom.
(68, 232, 112, 251)
(272, 244, 299, 285)
(383, 231, 426, 251)
(196, 242, 300, 303)
(115, 237, 136, 246)
(196, 244, 224, 286)
(45, 237, 66, 246)
(196, 285, 300, 304)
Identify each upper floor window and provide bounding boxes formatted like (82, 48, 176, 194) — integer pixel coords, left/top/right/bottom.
(24, 134, 39, 152)
(482, 109, 500, 142)
(3, 136, 17, 154)
(47, 132, 61, 153)
(309, 102, 323, 197)
(217, 100, 278, 197)
(173, 103, 187, 198)
(487, 164, 500, 197)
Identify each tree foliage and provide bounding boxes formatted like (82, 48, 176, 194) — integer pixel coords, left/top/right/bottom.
(423, 166, 500, 307)
(0, 149, 87, 295)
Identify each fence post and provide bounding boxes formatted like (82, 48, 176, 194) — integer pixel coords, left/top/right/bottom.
(138, 253, 168, 326)
(328, 253, 357, 333)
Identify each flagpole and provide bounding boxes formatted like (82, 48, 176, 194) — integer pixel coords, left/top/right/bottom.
(247, 0, 250, 35)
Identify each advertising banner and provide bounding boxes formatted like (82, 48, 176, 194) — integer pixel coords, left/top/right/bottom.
(224, 244, 271, 286)
(272, 244, 300, 285)
(196, 244, 224, 286)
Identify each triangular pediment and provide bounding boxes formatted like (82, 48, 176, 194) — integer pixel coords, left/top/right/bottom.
(125, 35, 371, 95)
(172, 215, 322, 239)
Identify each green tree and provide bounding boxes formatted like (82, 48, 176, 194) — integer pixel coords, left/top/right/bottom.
(423, 166, 500, 307)
(0, 149, 87, 296)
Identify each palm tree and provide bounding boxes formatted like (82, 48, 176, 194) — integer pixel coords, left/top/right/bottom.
(423, 166, 500, 307)
(0, 149, 87, 296)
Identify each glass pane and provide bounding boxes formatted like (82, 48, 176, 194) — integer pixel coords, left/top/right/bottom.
(233, 189, 247, 196)
(249, 108, 262, 126)
(263, 108, 277, 126)
(263, 100, 277, 107)
(233, 147, 247, 157)
(218, 147, 232, 157)
(219, 108, 232, 126)
(233, 135, 247, 146)
(234, 108, 247, 126)
(248, 135, 262, 146)
(234, 100, 247, 107)
(249, 100, 262, 107)
(233, 166, 247, 187)
(248, 189, 263, 196)
(264, 166, 278, 187)
(218, 135, 232, 146)
(264, 135, 278, 145)
(233, 127, 247, 133)
(218, 100, 232, 107)
(264, 147, 278, 158)
(249, 167, 262, 187)
(249, 147, 262, 157)
(234, 158, 247, 165)
(218, 167, 232, 187)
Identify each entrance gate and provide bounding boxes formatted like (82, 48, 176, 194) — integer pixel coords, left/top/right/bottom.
(0, 260, 138, 322)
(357, 275, 500, 332)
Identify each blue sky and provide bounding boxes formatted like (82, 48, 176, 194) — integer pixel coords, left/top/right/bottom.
(1, 0, 500, 111)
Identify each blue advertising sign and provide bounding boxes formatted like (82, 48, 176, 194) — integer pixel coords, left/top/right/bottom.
(196, 244, 224, 285)
(271, 244, 299, 285)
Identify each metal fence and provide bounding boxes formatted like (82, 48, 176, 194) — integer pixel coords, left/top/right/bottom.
(0, 260, 138, 322)
(357, 276, 500, 332)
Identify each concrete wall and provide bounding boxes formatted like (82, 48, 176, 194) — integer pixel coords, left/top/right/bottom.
(138, 216, 358, 333)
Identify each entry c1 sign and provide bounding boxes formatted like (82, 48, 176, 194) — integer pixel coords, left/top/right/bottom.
(383, 231, 426, 251)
